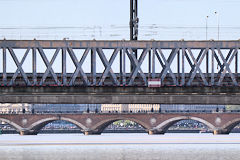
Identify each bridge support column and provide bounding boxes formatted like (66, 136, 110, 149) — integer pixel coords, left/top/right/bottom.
(19, 130, 38, 135)
(148, 129, 165, 135)
(213, 129, 229, 135)
(83, 131, 102, 135)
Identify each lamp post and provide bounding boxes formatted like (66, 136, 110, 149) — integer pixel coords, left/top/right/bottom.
(206, 16, 209, 40)
(214, 11, 219, 40)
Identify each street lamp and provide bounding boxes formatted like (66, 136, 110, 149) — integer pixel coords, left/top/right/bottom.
(206, 16, 209, 40)
(214, 11, 219, 40)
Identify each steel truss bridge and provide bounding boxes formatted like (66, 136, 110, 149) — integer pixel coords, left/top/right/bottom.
(0, 40, 240, 87)
(1, 40, 240, 104)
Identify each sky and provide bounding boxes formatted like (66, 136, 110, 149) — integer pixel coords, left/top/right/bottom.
(0, 0, 239, 73)
(0, 0, 240, 40)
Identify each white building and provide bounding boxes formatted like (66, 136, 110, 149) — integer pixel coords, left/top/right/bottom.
(0, 103, 32, 113)
(101, 104, 160, 113)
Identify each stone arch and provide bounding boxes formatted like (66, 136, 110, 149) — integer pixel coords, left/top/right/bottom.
(221, 118, 240, 133)
(154, 116, 215, 133)
(90, 117, 151, 134)
(27, 117, 87, 135)
(60, 117, 88, 130)
(0, 117, 23, 132)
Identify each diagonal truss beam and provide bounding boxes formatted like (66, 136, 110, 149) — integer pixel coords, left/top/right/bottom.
(68, 48, 90, 86)
(38, 48, 61, 85)
(8, 48, 31, 85)
(97, 48, 120, 85)
(217, 48, 238, 85)
(155, 50, 165, 68)
(187, 48, 208, 86)
(158, 48, 179, 85)
(216, 49, 233, 73)
(127, 48, 149, 85)
(157, 48, 178, 85)
(187, 49, 204, 74)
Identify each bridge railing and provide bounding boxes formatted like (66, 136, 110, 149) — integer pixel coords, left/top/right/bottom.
(1, 109, 240, 115)
(0, 40, 240, 87)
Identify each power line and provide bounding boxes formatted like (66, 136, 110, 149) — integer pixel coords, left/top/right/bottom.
(1, 24, 240, 29)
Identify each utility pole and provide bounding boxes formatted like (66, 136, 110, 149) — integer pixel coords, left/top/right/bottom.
(130, 0, 138, 41)
(130, 0, 138, 71)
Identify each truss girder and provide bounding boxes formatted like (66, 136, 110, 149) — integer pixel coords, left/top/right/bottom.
(0, 40, 240, 87)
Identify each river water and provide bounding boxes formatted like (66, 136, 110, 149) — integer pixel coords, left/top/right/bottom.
(0, 133, 240, 160)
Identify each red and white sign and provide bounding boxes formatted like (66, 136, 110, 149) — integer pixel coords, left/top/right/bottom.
(148, 79, 161, 87)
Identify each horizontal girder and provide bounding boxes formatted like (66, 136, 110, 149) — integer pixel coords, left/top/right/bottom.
(0, 40, 240, 49)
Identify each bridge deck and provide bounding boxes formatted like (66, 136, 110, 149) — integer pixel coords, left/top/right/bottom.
(0, 86, 240, 104)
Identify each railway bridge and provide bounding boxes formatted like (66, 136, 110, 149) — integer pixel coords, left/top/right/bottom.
(1, 40, 240, 104)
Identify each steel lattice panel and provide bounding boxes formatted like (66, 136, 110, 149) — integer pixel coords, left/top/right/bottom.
(0, 40, 239, 87)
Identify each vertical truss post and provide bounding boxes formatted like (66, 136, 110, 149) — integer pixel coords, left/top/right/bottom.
(32, 47, 37, 85)
(120, 49, 123, 84)
(211, 48, 215, 85)
(122, 48, 126, 85)
(181, 48, 185, 85)
(2, 47, 6, 85)
(206, 50, 209, 81)
(120, 48, 126, 85)
(235, 50, 238, 74)
(152, 48, 156, 78)
(177, 50, 180, 83)
(91, 48, 96, 85)
(148, 50, 151, 78)
(206, 49, 209, 74)
(62, 48, 67, 85)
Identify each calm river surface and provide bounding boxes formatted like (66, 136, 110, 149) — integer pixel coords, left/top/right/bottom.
(0, 133, 240, 160)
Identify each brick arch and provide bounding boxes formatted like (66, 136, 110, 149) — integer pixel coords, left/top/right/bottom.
(221, 118, 240, 133)
(27, 117, 87, 134)
(91, 117, 151, 134)
(154, 116, 216, 133)
(0, 117, 23, 132)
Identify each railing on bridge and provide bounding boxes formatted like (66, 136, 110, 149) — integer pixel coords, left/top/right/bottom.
(0, 40, 240, 86)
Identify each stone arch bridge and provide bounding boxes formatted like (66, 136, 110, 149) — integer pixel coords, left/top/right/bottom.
(0, 113, 240, 135)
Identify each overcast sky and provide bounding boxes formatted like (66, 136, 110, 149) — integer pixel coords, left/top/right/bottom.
(0, 0, 239, 73)
(0, 0, 240, 40)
